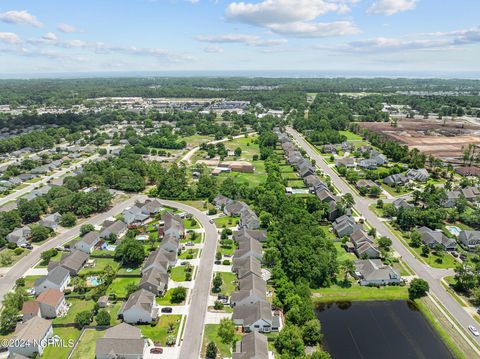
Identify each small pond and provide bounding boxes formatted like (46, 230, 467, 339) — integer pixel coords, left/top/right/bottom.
(316, 300, 454, 359)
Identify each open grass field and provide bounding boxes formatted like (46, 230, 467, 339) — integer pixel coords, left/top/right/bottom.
(202, 324, 242, 358)
(0, 248, 30, 268)
(106, 277, 141, 298)
(42, 327, 81, 359)
(181, 135, 215, 147)
(139, 315, 182, 345)
(334, 241, 356, 262)
(156, 288, 187, 306)
(78, 258, 120, 276)
(170, 265, 192, 282)
(53, 298, 95, 324)
(217, 160, 267, 187)
(339, 130, 363, 141)
(70, 329, 105, 359)
(183, 218, 201, 229)
(36, 251, 63, 268)
(214, 216, 239, 228)
(179, 248, 199, 259)
(23, 275, 43, 288)
(211, 272, 237, 296)
(311, 281, 408, 302)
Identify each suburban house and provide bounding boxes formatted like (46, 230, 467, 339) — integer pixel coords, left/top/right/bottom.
(356, 179, 378, 190)
(140, 198, 162, 215)
(232, 332, 269, 359)
(74, 231, 101, 253)
(39, 212, 62, 230)
(346, 229, 380, 259)
(162, 212, 185, 239)
(406, 168, 430, 182)
(36, 289, 67, 319)
(333, 215, 361, 238)
(392, 198, 413, 211)
(328, 200, 345, 221)
(358, 158, 379, 170)
(142, 248, 173, 272)
(120, 289, 158, 324)
(95, 323, 148, 359)
(459, 230, 480, 250)
(123, 205, 150, 225)
(8, 317, 53, 358)
(303, 174, 323, 189)
(234, 235, 263, 261)
(234, 229, 267, 243)
(6, 226, 31, 247)
(231, 273, 267, 307)
(239, 208, 260, 230)
(353, 259, 401, 286)
(100, 220, 128, 239)
(336, 157, 355, 168)
(418, 226, 457, 251)
(232, 256, 262, 280)
(49, 250, 89, 276)
(159, 234, 180, 253)
(139, 267, 169, 296)
(224, 201, 249, 216)
(443, 186, 480, 207)
(383, 174, 409, 186)
(21, 301, 40, 322)
(34, 266, 71, 294)
(232, 301, 273, 333)
(316, 188, 337, 203)
(213, 195, 233, 210)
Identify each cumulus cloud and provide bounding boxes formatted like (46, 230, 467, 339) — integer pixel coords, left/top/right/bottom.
(225, 0, 358, 37)
(367, 0, 417, 16)
(0, 10, 43, 27)
(0, 32, 21, 44)
(202, 44, 224, 53)
(57, 23, 80, 33)
(93, 42, 195, 62)
(196, 33, 287, 46)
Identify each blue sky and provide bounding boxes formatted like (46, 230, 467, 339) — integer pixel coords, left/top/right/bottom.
(1, 0, 480, 75)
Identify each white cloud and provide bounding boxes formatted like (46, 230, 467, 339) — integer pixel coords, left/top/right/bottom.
(225, 0, 359, 37)
(0, 32, 21, 44)
(57, 23, 80, 33)
(368, 0, 417, 16)
(202, 45, 224, 53)
(196, 33, 287, 46)
(42, 32, 58, 42)
(0, 10, 43, 27)
(269, 20, 359, 37)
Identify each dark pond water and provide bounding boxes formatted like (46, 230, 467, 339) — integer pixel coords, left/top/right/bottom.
(316, 300, 454, 359)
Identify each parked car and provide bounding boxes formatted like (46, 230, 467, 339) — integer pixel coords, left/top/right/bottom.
(451, 251, 459, 258)
(460, 254, 467, 261)
(186, 242, 194, 246)
(469, 325, 479, 336)
(150, 347, 163, 354)
(180, 261, 189, 266)
(209, 219, 214, 224)
(161, 307, 173, 313)
(214, 260, 221, 265)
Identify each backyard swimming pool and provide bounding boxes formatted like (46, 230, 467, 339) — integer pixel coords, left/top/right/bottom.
(87, 276, 102, 287)
(446, 225, 461, 237)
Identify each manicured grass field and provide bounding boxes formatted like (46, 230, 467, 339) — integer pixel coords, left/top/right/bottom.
(139, 315, 182, 345)
(69, 329, 105, 359)
(412, 246, 457, 269)
(212, 272, 237, 296)
(279, 165, 295, 173)
(23, 275, 43, 289)
(334, 241, 356, 262)
(181, 231, 203, 244)
(98, 301, 124, 325)
(218, 160, 267, 187)
(0, 248, 30, 268)
(156, 288, 187, 306)
(179, 248, 199, 259)
(36, 251, 63, 268)
(223, 136, 259, 159)
(42, 327, 81, 359)
(339, 130, 363, 141)
(53, 298, 95, 324)
(218, 243, 235, 256)
(106, 277, 141, 298)
(214, 216, 239, 228)
(170, 265, 192, 282)
(202, 324, 242, 358)
(381, 183, 412, 197)
(311, 282, 408, 302)
(183, 218, 201, 229)
(117, 265, 142, 275)
(177, 200, 213, 211)
(288, 179, 306, 188)
(78, 258, 120, 276)
(181, 135, 215, 147)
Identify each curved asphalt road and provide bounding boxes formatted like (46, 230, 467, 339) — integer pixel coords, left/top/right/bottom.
(287, 127, 480, 353)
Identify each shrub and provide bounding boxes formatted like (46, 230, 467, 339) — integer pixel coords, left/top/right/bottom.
(14, 248, 24, 256)
(171, 287, 187, 303)
(222, 260, 231, 265)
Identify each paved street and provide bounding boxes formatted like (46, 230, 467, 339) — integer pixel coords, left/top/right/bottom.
(160, 200, 218, 359)
(287, 127, 480, 351)
(0, 193, 143, 303)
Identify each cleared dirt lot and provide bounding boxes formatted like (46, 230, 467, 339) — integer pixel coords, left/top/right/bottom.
(359, 119, 480, 161)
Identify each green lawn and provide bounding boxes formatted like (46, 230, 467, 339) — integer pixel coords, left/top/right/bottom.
(106, 277, 141, 298)
(36, 251, 63, 268)
(23, 275, 43, 289)
(41, 327, 81, 359)
(311, 282, 408, 302)
(381, 183, 412, 197)
(179, 248, 199, 259)
(156, 288, 187, 306)
(279, 165, 295, 173)
(0, 248, 31, 267)
(139, 315, 182, 345)
(334, 241, 356, 262)
(339, 130, 363, 141)
(170, 265, 192, 282)
(78, 258, 120, 276)
(212, 272, 237, 296)
(181, 231, 203, 244)
(218, 244, 236, 256)
(214, 216, 239, 228)
(282, 172, 300, 180)
(411, 246, 457, 269)
(181, 135, 215, 147)
(319, 225, 336, 240)
(177, 200, 213, 212)
(217, 160, 267, 187)
(288, 179, 306, 188)
(53, 298, 95, 324)
(117, 265, 142, 275)
(69, 329, 105, 359)
(184, 218, 201, 229)
(202, 324, 242, 358)
(223, 136, 259, 159)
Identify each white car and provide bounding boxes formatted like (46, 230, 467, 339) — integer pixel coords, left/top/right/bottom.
(468, 325, 479, 336)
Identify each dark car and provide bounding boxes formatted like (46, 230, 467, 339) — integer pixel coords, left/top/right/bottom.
(161, 307, 173, 313)
(150, 347, 163, 354)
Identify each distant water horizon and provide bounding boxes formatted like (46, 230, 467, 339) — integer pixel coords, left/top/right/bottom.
(1, 69, 480, 80)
